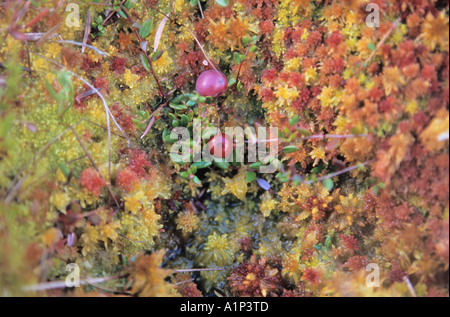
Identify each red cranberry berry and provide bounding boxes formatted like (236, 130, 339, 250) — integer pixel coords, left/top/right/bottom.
(196, 70, 228, 97)
(207, 133, 233, 159)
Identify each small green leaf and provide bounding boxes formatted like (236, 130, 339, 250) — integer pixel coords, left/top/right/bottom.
(189, 165, 198, 174)
(283, 145, 299, 154)
(179, 171, 190, 179)
(170, 152, 185, 163)
(124, 0, 132, 9)
(325, 235, 332, 250)
(249, 162, 263, 169)
(191, 161, 212, 169)
(246, 171, 257, 182)
(368, 43, 376, 51)
(140, 53, 150, 71)
(242, 36, 250, 47)
(169, 103, 187, 111)
(192, 175, 202, 185)
(59, 162, 69, 177)
(310, 166, 322, 174)
(214, 0, 229, 7)
(118, 10, 127, 18)
(289, 115, 299, 126)
(297, 128, 312, 136)
(371, 186, 380, 196)
(228, 78, 236, 87)
(121, 255, 129, 267)
(251, 35, 260, 44)
(313, 244, 323, 250)
(186, 100, 196, 107)
(323, 178, 334, 191)
(171, 95, 184, 104)
(233, 52, 243, 64)
(139, 16, 154, 38)
(151, 49, 164, 61)
(162, 128, 178, 143)
(168, 113, 177, 122)
(180, 114, 189, 126)
(214, 161, 230, 169)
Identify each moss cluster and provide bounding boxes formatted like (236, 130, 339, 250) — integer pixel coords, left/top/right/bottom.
(0, 0, 448, 297)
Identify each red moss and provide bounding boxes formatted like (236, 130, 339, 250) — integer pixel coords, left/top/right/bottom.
(80, 56, 101, 72)
(342, 256, 368, 271)
(110, 57, 127, 75)
(174, 273, 203, 297)
(306, 31, 323, 48)
(129, 149, 152, 177)
(194, 19, 209, 43)
(260, 20, 274, 35)
(116, 167, 139, 192)
(111, 103, 136, 133)
(326, 31, 344, 49)
(79, 168, 106, 197)
(228, 256, 284, 297)
(322, 57, 345, 75)
(302, 268, 322, 286)
(262, 68, 278, 84)
(262, 88, 275, 102)
(339, 234, 359, 253)
(389, 264, 407, 282)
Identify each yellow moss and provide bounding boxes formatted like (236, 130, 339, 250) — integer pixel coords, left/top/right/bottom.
(124, 191, 146, 214)
(275, 85, 299, 108)
(221, 167, 248, 201)
(305, 66, 317, 84)
(129, 250, 178, 297)
(260, 191, 278, 217)
(419, 109, 449, 152)
(176, 210, 200, 236)
(123, 69, 140, 89)
(309, 146, 326, 166)
(421, 11, 449, 51)
(49, 190, 70, 213)
(201, 232, 238, 267)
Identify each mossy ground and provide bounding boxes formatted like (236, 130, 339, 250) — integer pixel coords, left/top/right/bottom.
(0, 0, 448, 297)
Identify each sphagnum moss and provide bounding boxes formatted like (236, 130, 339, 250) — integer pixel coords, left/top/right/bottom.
(0, 0, 448, 297)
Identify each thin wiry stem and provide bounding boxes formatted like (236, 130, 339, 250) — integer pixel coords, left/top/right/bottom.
(173, 278, 195, 286)
(4, 117, 124, 205)
(304, 160, 375, 185)
(403, 275, 418, 297)
(149, 6, 218, 72)
(197, 0, 204, 19)
(22, 275, 122, 292)
(175, 268, 225, 272)
(33, 53, 131, 179)
(118, 1, 166, 98)
(4, 121, 81, 204)
(82, 10, 91, 53)
(296, 133, 369, 141)
(70, 127, 120, 207)
(54, 40, 107, 57)
(354, 19, 398, 76)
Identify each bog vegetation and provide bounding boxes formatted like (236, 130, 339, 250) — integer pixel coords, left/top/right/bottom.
(0, 0, 448, 297)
